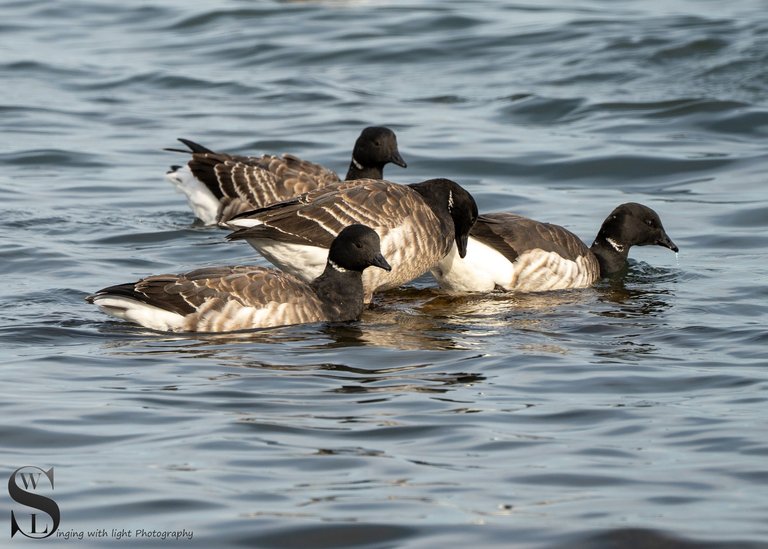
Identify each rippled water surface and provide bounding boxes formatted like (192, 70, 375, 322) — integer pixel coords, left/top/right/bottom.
(2, 0, 767, 547)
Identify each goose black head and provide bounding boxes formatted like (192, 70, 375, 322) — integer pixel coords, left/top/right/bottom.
(328, 224, 392, 273)
(412, 178, 479, 258)
(595, 202, 678, 254)
(351, 126, 407, 172)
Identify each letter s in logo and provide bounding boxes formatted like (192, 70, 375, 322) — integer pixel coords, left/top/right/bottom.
(8, 466, 60, 539)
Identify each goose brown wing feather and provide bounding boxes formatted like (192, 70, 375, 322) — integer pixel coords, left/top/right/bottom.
(159, 266, 318, 309)
(472, 212, 591, 262)
(109, 266, 326, 327)
(229, 179, 429, 248)
(186, 150, 340, 214)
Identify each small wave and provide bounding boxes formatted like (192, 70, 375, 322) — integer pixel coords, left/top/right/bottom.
(237, 523, 418, 549)
(500, 95, 586, 125)
(563, 527, 768, 549)
(167, 6, 287, 31)
(651, 37, 730, 62)
(589, 98, 748, 118)
(0, 149, 107, 168)
(0, 424, 137, 449)
(69, 71, 264, 94)
(712, 205, 768, 228)
(0, 59, 91, 79)
(535, 154, 734, 184)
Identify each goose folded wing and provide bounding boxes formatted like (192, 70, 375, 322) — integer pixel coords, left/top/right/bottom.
(472, 213, 589, 262)
(124, 266, 314, 312)
(228, 179, 417, 248)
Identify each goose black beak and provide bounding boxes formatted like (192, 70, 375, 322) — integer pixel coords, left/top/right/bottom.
(372, 253, 392, 272)
(390, 151, 407, 169)
(657, 232, 679, 253)
(457, 234, 469, 258)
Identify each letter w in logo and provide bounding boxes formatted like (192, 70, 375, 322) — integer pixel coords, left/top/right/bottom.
(17, 471, 43, 490)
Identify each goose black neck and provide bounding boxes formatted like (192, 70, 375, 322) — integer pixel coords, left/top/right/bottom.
(311, 264, 366, 321)
(408, 180, 451, 219)
(408, 179, 455, 240)
(590, 236, 630, 277)
(344, 161, 383, 181)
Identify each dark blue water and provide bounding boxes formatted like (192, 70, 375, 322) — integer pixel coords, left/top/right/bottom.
(2, 0, 767, 547)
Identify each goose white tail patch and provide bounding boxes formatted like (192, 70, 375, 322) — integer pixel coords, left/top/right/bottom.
(244, 239, 327, 282)
(90, 296, 186, 332)
(225, 217, 264, 230)
(432, 238, 512, 292)
(165, 165, 221, 225)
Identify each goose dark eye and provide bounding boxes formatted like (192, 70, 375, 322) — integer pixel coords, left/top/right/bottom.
(354, 242, 363, 249)
(645, 219, 655, 228)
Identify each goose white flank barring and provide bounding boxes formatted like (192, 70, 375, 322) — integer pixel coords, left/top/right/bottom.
(226, 177, 479, 302)
(165, 126, 407, 225)
(432, 202, 678, 293)
(85, 225, 391, 332)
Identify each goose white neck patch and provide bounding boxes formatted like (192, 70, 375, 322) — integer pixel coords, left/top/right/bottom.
(329, 260, 348, 273)
(607, 237, 625, 253)
(351, 157, 363, 170)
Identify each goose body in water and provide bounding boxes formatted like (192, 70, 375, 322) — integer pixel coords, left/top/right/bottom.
(86, 225, 391, 332)
(432, 203, 678, 292)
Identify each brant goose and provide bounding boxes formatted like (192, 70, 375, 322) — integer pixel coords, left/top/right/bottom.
(226, 178, 479, 302)
(432, 202, 678, 292)
(85, 224, 391, 332)
(165, 126, 407, 225)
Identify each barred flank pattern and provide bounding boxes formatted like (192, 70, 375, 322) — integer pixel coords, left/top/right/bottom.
(503, 250, 599, 291)
(187, 152, 341, 221)
(111, 266, 330, 332)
